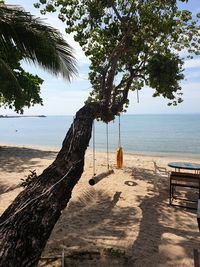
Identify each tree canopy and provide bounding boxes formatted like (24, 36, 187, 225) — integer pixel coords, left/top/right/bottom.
(35, 0, 200, 121)
(0, 3, 77, 112)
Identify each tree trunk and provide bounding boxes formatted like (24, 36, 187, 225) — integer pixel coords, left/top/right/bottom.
(0, 103, 99, 267)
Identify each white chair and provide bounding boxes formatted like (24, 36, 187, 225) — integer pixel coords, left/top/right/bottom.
(153, 161, 169, 177)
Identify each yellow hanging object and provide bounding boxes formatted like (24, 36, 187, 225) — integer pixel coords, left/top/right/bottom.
(116, 146, 123, 169)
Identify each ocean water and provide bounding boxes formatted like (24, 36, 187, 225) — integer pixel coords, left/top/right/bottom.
(0, 114, 200, 157)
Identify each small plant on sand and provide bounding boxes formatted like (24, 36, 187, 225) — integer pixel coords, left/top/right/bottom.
(20, 169, 38, 188)
(103, 247, 126, 258)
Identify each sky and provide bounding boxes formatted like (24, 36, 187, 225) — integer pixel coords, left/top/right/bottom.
(1, 0, 200, 116)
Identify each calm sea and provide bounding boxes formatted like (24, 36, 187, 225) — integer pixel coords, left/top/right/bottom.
(0, 114, 200, 157)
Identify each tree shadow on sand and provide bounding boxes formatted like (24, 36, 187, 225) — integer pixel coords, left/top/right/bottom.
(0, 146, 57, 173)
(124, 167, 199, 267)
(43, 188, 138, 266)
(0, 182, 10, 195)
(0, 180, 20, 195)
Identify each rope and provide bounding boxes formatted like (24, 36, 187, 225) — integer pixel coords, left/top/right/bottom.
(137, 89, 140, 103)
(92, 121, 96, 177)
(106, 123, 109, 170)
(118, 115, 121, 147)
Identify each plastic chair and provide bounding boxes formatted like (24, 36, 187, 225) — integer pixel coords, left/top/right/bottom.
(153, 161, 169, 177)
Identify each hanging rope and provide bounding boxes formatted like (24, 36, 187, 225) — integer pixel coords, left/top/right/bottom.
(118, 115, 121, 147)
(106, 123, 109, 171)
(116, 114, 123, 169)
(89, 121, 114, 186)
(137, 89, 140, 103)
(92, 120, 96, 177)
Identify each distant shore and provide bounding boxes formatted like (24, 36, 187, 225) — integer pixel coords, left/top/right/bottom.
(0, 115, 46, 118)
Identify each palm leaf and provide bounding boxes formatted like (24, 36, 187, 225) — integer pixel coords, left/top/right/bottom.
(0, 58, 22, 94)
(0, 4, 77, 80)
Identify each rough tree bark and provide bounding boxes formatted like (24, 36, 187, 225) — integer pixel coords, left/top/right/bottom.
(0, 103, 100, 267)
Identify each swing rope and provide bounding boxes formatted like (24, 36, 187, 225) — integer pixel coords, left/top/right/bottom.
(137, 89, 140, 103)
(89, 121, 114, 186)
(118, 114, 121, 147)
(116, 114, 123, 169)
(106, 123, 109, 171)
(92, 121, 96, 177)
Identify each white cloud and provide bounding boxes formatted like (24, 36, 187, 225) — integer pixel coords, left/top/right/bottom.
(184, 58, 200, 69)
(75, 73, 89, 82)
(37, 90, 90, 115)
(181, 81, 200, 91)
(0, 89, 90, 116)
(184, 70, 200, 79)
(127, 82, 200, 114)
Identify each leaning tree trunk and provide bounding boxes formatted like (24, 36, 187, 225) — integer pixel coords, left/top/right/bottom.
(0, 103, 100, 267)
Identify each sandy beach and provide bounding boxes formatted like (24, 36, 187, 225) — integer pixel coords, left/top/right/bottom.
(0, 145, 199, 266)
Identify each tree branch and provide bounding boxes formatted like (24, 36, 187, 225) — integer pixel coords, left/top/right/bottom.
(111, 69, 136, 114)
(110, 2, 123, 22)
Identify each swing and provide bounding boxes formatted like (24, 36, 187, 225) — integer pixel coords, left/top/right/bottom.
(116, 114, 123, 169)
(88, 122, 114, 186)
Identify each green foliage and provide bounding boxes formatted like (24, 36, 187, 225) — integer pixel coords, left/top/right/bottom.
(103, 247, 126, 258)
(147, 52, 184, 103)
(35, 0, 200, 120)
(0, 43, 43, 113)
(20, 170, 38, 188)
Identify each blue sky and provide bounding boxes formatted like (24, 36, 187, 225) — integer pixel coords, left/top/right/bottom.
(2, 0, 200, 115)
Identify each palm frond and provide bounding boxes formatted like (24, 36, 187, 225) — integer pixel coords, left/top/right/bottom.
(0, 4, 77, 80)
(0, 58, 22, 94)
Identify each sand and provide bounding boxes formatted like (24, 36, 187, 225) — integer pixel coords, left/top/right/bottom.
(0, 145, 199, 266)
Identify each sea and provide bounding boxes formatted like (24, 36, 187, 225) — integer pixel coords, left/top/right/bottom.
(0, 114, 200, 158)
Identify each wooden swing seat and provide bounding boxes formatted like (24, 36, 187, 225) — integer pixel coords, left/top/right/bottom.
(88, 169, 114, 186)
